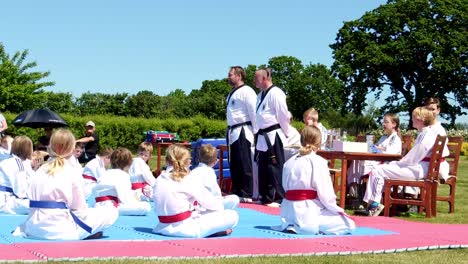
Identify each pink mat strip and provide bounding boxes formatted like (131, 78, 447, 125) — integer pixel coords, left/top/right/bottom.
(1, 204, 467, 261)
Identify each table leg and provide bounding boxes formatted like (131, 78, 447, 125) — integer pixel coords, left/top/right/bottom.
(339, 159, 348, 208)
(157, 144, 162, 174)
(218, 148, 224, 188)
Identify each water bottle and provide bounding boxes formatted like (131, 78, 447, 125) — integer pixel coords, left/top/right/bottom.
(341, 131, 348, 142)
(366, 135, 374, 152)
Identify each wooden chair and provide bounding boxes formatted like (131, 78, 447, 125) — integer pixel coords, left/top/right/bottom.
(437, 136, 463, 213)
(328, 159, 341, 193)
(356, 135, 366, 143)
(382, 135, 446, 218)
(401, 134, 414, 156)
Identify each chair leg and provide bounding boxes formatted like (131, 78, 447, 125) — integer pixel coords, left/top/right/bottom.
(449, 183, 455, 213)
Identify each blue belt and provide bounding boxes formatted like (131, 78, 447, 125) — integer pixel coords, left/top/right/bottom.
(0, 185, 14, 193)
(29, 200, 92, 234)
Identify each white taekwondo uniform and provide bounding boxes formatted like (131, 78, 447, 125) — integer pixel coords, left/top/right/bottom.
(0, 156, 35, 215)
(94, 168, 151, 216)
(186, 162, 239, 210)
(274, 152, 355, 235)
(364, 127, 439, 204)
(81, 156, 107, 199)
(226, 84, 258, 199)
(13, 159, 117, 240)
(152, 166, 239, 238)
(255, 85, 290, 204)
(347, 131, 402, 184)
(128, 157, 155, 201)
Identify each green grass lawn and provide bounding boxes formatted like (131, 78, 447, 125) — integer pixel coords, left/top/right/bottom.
(99, 156, 468, 264)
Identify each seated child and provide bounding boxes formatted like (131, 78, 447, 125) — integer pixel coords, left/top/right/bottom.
(0, 135, 13, 161)
(0, 136, 35, 215)
(284, 112, 301, 161)
(94, 148, 151, 216)
(31, 150, 49, 171)
(186, 144, 239, 210)
(153, 144, 239, 238)
(273, 126, 355, 235)
(303, 108, 327, 149)
(128, 142, 155, 201)
(69, 142, 85, 170)
(347, 113, 402, 198)
(361, 107, 439, 216)
(81, 147, 113, 199)
(13, 129, 117, 240)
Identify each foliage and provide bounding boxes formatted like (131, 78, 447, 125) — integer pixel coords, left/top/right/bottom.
(0, 43, 54, 113)
(74, 92, 129, 116)
(331, 0, 468, 126)
(189, 80, 231, 119)
(3, 113, 227, 151)
(267, 56, 345, 119)
(37, 91, 75, 113)
(125, 90, 163, 118)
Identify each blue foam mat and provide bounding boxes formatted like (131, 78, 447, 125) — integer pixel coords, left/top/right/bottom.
(0, 207, 395, 243)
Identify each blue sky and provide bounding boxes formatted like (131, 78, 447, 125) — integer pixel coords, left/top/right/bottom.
(1, 0, 386, 96)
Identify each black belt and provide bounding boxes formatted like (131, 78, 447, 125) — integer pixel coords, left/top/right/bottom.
(227, 121, 252, 130)
(258, 124, 281, 134)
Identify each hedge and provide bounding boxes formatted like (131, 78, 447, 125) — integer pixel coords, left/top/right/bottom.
(3, 113, 466, 155)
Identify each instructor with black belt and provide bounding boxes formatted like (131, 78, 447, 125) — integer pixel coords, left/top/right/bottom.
(254, 68, 290, 207)
(226, 66, 258, 202)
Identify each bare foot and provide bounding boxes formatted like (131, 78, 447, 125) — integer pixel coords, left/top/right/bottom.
(207, 229, 233, 237)
(84, 231, 103, 240)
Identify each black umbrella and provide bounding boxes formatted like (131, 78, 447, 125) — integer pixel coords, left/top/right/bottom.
(12, 108, 68, 128)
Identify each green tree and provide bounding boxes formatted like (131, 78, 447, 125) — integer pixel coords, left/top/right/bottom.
(290, 63, 344, 119)
(75, 92, 128, 116)
(0, 43, 54, 112)
(189, 80, 231, 119)
(331, 0, 468, 126)
(38, 92, 74, 113)
(166, 89, 190, 118)
(126, 90, 162, 118)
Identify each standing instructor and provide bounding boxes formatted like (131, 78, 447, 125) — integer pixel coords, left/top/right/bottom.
(254, 68, 290, 207)
(226, 66, 258, 201)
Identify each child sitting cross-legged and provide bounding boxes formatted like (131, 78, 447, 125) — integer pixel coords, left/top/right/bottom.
(128, 142, 155, 201)
(81, 147, 113, 199)
(94, 148, 151, 216)
(153, 144, 239, 238)
(186, 144, 239, 210)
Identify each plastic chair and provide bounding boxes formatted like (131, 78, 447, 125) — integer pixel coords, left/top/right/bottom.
(437, 136, 463, 213)
(382, 135, 446, 218)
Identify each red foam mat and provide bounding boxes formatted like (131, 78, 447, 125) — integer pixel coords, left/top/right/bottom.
(2, 204, 468, 261)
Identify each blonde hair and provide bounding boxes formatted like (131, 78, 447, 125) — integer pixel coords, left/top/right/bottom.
(1, 135, 13, 149)
(110, 148, 133, 170)
(303, 107, 319, 120)
(98, 147, 113, 157)
(137, 142, 153, 155)
(299, 126, 322, 155)
(165, 144, 191, 182)
(198, 144, 217, 165)
(46, 129, 76, 175)
(11, 136, 33, 160)
(412, 107, 435, 126)
(32, 150, 48, 171)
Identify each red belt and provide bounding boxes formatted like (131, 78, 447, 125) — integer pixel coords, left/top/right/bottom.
(285, 190, 318, 201)
(95, 195, 119, 207)
(82, 174, 97, 182)
(422, 157, 445, 162)
(131, 182, 147, 190)
(158, 211, 192, 223)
